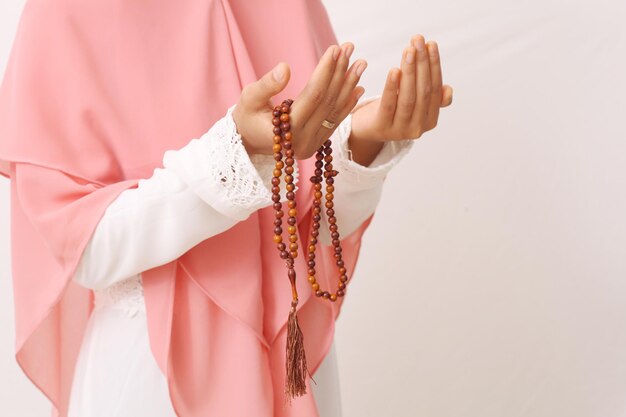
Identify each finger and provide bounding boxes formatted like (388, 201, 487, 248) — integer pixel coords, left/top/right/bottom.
(313, 57, 366, 144)
(316, 86, 365, 143)
(291, 45, 341, 122)
(336, 86, 366, 124)
(425, 40, 442, 126)
(241, 62, 291, 111)
(412, 35, 431, 127)
(442, 85, 453, 107)
(306, 42, 354, 131)
(379, 67, 400, 123)
(332, 58, 367, 119)
(393, 46, 417, 126)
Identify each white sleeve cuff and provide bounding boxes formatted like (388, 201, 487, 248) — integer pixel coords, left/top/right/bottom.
(163, 103, 276, 221)
(332, 94, 414, 191)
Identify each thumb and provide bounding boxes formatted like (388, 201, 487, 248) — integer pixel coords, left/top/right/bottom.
(243, 62, 290, 110)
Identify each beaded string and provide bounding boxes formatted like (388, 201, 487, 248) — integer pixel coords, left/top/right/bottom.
(271, 99, 350, 403)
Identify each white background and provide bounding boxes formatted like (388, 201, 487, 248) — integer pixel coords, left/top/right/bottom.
(1, 0, 626, 416)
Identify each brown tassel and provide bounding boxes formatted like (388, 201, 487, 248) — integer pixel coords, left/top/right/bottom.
(284, 300, 309, 403)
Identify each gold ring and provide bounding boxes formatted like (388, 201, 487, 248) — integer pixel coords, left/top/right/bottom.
(321, 119, 336, 129)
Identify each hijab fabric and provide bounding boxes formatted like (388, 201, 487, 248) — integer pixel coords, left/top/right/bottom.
(0, 0, 374, 415)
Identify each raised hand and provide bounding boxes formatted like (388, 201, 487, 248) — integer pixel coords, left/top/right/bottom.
(233, 43, 368, 159)
(349, 34, 453, 152)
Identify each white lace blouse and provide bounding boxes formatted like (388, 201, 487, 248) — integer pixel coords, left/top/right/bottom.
(66, 96, 414, 417)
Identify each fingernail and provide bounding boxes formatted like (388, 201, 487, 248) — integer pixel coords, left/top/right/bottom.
(332, 46, 340, 61)
(273, 64, 285, 82)
(415, 38, 425, 53)
(428, 41, 438, 57)
(356, 89, 365, 100)
(344, 44, 354, 59)
(390, 69, 399, 83)
(405, 48, 415, 64)
(356, 61, 367, 76)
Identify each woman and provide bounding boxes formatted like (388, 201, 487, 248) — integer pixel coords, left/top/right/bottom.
(0, 0, 452, 415)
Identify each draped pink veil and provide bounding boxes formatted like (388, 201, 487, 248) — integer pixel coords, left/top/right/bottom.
(0, 0, 374, 415)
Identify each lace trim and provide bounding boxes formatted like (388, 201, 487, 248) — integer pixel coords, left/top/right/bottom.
(163, 103, 301, 220)
(202, 103, 275, 210)
(93, 274, 145, 317)
(249, 152, 299, 200)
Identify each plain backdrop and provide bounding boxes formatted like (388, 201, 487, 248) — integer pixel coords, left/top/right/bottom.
(1, 0, 625, 416)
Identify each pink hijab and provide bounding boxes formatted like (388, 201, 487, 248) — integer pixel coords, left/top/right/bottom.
(0, 0, 374, 415)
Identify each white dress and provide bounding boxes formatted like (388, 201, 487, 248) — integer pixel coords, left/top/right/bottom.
(66, 96, 414, 417)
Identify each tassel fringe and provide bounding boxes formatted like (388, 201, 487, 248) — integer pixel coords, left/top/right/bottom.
(284, 304, 309, 404)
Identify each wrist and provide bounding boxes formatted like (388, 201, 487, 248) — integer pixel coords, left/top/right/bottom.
(347, 130, 384, 167)
(348, 104, 385, 167)
(232, 104, 266, 156)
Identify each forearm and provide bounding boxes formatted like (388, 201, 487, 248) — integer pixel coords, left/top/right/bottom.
(73, 103, 294, 290)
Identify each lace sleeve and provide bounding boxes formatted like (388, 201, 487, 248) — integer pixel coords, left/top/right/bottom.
(73, 103, 292, 293)
(162, 103, 281, 220)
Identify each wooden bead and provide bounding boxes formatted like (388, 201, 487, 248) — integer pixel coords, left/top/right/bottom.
(271, 99, 350, 305)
